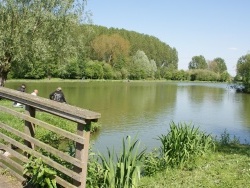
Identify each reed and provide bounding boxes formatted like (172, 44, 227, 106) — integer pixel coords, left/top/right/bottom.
(158, 122, 214, 168)
(98, 136, 146, 188)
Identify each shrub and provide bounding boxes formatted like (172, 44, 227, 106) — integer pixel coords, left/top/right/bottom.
(143, 122, 215, 175)
(23, 157, 57, 188)
(158, 122, 214, 168)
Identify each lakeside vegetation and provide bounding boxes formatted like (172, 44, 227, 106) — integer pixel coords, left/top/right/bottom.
(1, 0, 250, 92)
(2, 0, 250, 87)
(140, 143, 250, 188)
(1, 99, 250, 187)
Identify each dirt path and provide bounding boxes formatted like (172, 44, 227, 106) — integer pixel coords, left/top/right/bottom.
(0, 168, 23, 188)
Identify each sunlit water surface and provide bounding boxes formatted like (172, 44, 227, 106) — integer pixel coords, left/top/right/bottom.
(6, 81, 250, 153)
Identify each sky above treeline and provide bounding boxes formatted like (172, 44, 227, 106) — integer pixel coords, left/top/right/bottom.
(85, 0, 250, 76)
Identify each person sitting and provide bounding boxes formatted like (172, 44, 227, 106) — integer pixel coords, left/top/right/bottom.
(31, 89, 38, 96)
(18, 84, 26, 92)
(13, 84, 26, 107)
(49, 87, 67, 103)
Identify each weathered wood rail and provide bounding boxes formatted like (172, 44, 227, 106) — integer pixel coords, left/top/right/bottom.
(0, 87, 101, 188)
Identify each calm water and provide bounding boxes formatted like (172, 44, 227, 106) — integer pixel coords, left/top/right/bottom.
(5, 81, 250, 153)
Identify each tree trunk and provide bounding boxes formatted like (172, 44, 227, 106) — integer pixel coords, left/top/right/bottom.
(0, 71, 8, 87)
(0, 55, 11, 87)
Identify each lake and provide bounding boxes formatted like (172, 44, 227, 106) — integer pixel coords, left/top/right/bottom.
(5, 81, 250, 153)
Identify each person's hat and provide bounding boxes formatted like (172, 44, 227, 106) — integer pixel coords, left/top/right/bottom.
(57, 87, 62, 91)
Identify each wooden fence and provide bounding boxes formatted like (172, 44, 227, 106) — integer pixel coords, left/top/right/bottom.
(0, 87, 101, 188)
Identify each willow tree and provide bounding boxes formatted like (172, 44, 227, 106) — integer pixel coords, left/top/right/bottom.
(0, 0, 87, 86)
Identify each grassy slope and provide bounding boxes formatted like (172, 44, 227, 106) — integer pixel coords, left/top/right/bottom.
(140, 144, 250, 188)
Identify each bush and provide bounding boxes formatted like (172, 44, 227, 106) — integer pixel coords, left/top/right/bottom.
(143, 122, 215, 176)
(158, 122, 214, 168)
(188, 69, 220, 81)
(23, 157, 57, 188)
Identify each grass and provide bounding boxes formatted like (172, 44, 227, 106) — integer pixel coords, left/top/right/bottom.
(140, 144, 250, 188)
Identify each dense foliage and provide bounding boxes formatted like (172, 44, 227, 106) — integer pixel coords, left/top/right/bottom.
(236, 54, 250, 92)
(188, 55, 208, 70)
(23, 157, 57, 188)
(0, 0, 87, 86)
(0, 0, 235, 83)
(208, 57, 227, 74)
(7, 23, 179, 81)
(142, 122, 214, 176)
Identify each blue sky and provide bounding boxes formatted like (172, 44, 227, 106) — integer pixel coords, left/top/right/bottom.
(85, 0, 250, 76)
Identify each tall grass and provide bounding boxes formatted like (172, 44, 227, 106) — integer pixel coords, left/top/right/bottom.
(217, 129, 240, 145)
(143, 122, 215, 176)
(158, 122, 214, 168)
(97, 136, 146, 188)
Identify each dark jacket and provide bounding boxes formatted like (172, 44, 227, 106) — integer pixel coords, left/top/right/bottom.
(18, 86, 26, 92)
(49, 90, 67, 103)
(13, 85, 26, 105)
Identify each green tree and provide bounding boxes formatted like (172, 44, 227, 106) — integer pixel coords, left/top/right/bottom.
(87, 25, 178, 71)
(220, 71, 231, 82)
(90, 34, 130, 67)
(84, 60, 104, 79)
(0, 0, 86, 86)
(214, 57, 227, 73)
(188, 55, 208, 70)
(236, 54, 250, 91)
(208, 58, 227, 73)
(102, 62, 114, 79)
(129, 50, 155, 79)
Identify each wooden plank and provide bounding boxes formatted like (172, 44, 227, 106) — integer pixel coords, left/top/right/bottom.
(24, 105, 35, 150)
(0, 105, 85, 144)
(56, 176, 77, 188)
(73, 121, 91, 188)
(0, 132, 82, 182)
(0, 154, 24, 173)
(0, 143, 28, 164)
(0, 122, 83, 168)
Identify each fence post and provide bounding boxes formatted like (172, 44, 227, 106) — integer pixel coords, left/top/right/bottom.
(73, 120, 91, 188)
(24, 105, 36, 150)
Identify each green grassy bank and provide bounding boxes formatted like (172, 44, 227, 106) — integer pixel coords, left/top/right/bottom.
(140, 144, 250, 188)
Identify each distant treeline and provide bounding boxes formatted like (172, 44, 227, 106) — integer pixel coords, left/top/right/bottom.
(0, 1, 232, 83)
(7, 25, 230, 82)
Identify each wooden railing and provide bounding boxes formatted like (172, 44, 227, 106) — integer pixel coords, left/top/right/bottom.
(0, 87, 101, 188)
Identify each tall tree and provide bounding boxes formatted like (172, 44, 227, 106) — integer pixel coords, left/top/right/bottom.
(237, 54, 250, 86)
(208, 60, 219, 73)
(188, 55, 207, 70)
(90, 34, 130, 67)
(213, 57, 227, 73)
(0, 0, 86, 86)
